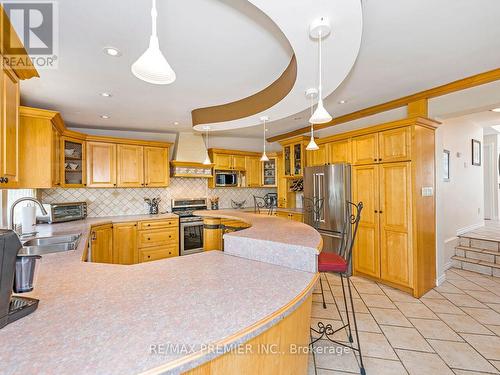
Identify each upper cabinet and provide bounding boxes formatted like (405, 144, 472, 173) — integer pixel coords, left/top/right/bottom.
(144, 146, 169, 187)
(62, 137, 86, 187)
(261, 157, 277, 187)
(213, 152, 246, 170)
(245, 156, 261, 187)
(280, 137, 308, 178)
(306, 144, 326, 167)
(352, 127, 411, 165)
(117, 144, 144, 187)
(327, 139, 350, 164)
(87, 142, 116, 187)
(0, 66, 20, 187)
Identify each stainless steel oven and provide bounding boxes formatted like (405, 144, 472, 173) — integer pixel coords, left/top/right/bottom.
(215, 171, 238, 187)
(171, 198, 207, 256)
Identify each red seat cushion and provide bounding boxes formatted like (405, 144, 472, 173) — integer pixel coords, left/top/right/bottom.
(318, 252, 348, 273)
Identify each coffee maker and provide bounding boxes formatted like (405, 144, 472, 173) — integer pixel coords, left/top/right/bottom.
(0, 230, 39, 329)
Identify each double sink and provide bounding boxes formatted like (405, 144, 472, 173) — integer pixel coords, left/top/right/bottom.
(18, 234, 82, 256)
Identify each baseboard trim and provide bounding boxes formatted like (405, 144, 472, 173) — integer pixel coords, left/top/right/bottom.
(456, 221, 485, 236)
(436, 272, 447, 286)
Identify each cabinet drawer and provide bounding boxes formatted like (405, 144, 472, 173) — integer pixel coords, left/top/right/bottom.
(138, 219, 178, 230)
(138, 228, 178, 248)
(139, 245, 178, 262)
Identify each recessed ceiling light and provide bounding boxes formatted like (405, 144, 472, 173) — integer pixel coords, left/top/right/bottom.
(338, 100, 347, 104)
(103, 47, 121, 57)
(173, 121, 179, 125)
(100, 92, 112, 97)
(492, 125, 500, 132)
(100, 115, 110, 119)
(491, 108, 500, 113)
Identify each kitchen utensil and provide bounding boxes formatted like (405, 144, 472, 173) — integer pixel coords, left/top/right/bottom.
(14, 255, 41, 293)
(64, 149, 75, 157)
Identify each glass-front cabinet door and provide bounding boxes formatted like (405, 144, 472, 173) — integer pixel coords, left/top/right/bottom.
(293, 143, 303, 176)
(262, 157, 277, 187)
(283, 145, 291, 176)
(61, 137, 86, 187)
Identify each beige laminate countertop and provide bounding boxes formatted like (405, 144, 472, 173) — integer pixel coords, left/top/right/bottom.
(0, 213, 319, 375)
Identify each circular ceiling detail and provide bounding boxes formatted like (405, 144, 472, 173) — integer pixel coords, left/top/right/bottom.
(192, 0, 363, 132)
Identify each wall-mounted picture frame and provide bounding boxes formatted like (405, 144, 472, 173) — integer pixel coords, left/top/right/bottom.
(472, 139, 481, 166)
(443, 149, 450, 182)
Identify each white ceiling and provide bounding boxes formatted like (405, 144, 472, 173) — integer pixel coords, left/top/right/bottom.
(20, 0, 500, 141)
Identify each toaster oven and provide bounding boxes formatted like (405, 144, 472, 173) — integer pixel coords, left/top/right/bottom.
(38, 202, 87, 223)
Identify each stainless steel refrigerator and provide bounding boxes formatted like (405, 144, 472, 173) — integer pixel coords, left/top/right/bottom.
(303, 163, 351, 255)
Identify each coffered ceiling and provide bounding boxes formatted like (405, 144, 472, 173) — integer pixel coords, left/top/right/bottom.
(19, 0, 500, 141)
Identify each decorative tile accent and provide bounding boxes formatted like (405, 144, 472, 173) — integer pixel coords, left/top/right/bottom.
(41, 178, 276, 217)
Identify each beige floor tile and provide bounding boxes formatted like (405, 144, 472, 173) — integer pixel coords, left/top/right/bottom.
(491, 360, 500, 372)
(357, 331, 398, 360)
(464, 290, 500, 304)
(487, 325, 500, 335)
(325, 273, 343, 286)
(427, 340, 497, 373)
(359, 293, 396, 309)
(335, 298, 370, 314)
(370, 308, 412, 327)
(445, 270, 468, 280)
(437, 313, 494, 335)
(461, 333, 500, 360)
(312, 339, 360, 373)
(441, 293, 487, 308)
(363, 357, 408, 375)
(409, 318, 463, 341)
(330, 285, 360, 299)
(396, 349, 454, 375)
(352, 282, 385, 295)
(422, 298, 466, 314)
(340, 311, 381, 333)
(420, 290, 444, 299)
(315, 369, 354, 375)
(313, 292, 336, 304)
(311, 302, 342, 320)
(383, 287, 420, 303)
(487, 303, 500, 314)
(395, 302, 438, 319)
(447, 279, 487, 292)
(452, 370, 499, 375)
(435, 281, 466, 294)
(380, 325, 433, 352)
(351, 275, 375, 285)
(462, 307, 500, 325)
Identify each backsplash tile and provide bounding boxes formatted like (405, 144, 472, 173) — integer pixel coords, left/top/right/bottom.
(41, 178, 276, 217)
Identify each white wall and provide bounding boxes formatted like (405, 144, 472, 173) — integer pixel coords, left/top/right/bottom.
(483, 134, 499, 220)
(435, 117, 484, 282)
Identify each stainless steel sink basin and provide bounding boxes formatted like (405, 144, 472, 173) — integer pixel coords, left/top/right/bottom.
(22, 234, 81, 247)
(19, 233, 81, 256)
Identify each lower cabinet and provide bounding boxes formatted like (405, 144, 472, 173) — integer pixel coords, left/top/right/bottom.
(276, 211, 304, 222)
(203, 218, 250, 251)
(90, 219, 179, 264)
(90, 224, 114, 263)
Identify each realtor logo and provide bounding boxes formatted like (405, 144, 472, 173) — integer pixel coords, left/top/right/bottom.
(2, 1, 58, 69)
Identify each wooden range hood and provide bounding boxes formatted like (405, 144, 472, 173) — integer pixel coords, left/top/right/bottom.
(171, 133, 214, 178)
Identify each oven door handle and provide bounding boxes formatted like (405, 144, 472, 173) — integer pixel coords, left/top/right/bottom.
(181, 221, 204, 228)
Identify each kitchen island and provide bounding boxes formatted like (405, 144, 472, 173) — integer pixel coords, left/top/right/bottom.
(0, 212, 321, 375)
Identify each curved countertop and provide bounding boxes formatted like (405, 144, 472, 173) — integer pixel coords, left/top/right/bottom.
(0, 212, 320, 375)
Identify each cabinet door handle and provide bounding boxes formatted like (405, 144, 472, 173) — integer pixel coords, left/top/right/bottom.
(374, 210, 378, 213)
(0, 177, 4, 183)
(378, 158, 382, 161)
(91, 232, 96, 240)
(4, 177, 8, 183)
(148, 237, 151, 240)
(147, 224, 151, 227)
(379, 210, 383, 214)
(373, 158, 377, 162)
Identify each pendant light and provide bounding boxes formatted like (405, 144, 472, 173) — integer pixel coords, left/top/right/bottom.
(203, 126, 212, 165)
(309, 17, 332, 124)
(260, 116, 269, 162)
(132, 0, 176, 85)
(305, 88, 320, 151)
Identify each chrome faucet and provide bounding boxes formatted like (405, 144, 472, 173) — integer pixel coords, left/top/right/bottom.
(9, 198, 48, 235)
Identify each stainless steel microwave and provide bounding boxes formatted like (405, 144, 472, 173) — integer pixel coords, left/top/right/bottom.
(38, 202, 87, 223)
(215, 171, 238, 187)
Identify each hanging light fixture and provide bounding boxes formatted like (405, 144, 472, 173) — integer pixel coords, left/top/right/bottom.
(309, 17, 332, 124)
(131, 0, 176, 85)
(203, 126, 212, 165)
(305, 88, 320, 151)
(260, 116, 269, 162)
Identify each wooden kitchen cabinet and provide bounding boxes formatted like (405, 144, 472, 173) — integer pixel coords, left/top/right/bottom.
(213, 153, 232, 170)
(140, 245, 178, 262)
(90, 224, 113, 264)
(86, 142, 116, 187)
(307, 144, 326, 166)
(144, 146, 169, 187)
(379, 162, 412, 288)
(113, 222, 138, 265)
(137, 219, 179, 261)
(351, 133, 379, 165)
(232, 155, 246, 170)
(327, 139, 350, 164)
(117, 144, 144, 187)
(277, 154, 287, 208)
(352, 165, 381, 279)
(378, 127, 411, 163)
(245, 156, 261, 187)
(261, 157, 277, 187)
(276, 211, 303, 222)
(279, 137, 308, 177)
(61, 137, 86, 187)
(0, 66, 20, 187)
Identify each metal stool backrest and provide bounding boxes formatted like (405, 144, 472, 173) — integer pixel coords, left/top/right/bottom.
(253, 195, 276, 215)
(340, 201, 363, 267)
(302, 197, 325, 225)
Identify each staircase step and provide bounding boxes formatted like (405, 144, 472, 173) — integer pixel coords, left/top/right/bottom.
(455, 245, 500, 257)
(452, 255, 500, 269)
